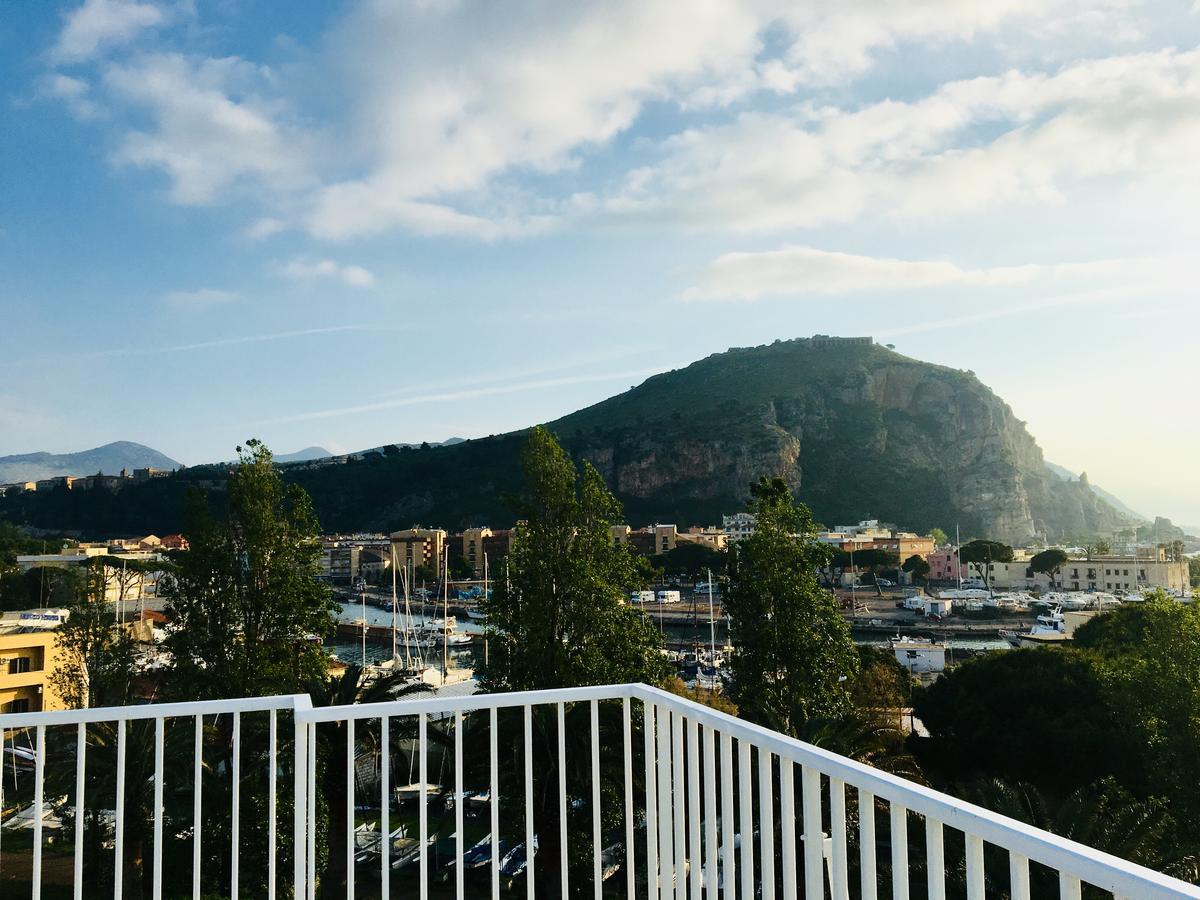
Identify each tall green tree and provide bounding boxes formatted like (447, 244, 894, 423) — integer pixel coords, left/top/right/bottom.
(479, 426, 667, 691)
(1029, 547, 1069, 587)
(50, 576, 138, 709)
(901, 553, 931, 584)
(724, 477, 858, 736)
(853, 546, 899, 595)
(959, 539, 1014, 593)
(163, 440, 336, 699)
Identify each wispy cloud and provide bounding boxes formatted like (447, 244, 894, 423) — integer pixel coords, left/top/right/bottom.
(682, 246, 1167, 301)
(276, 257, 375, 288)
(255, 368, 661, 426)
(50, 0, 164, 64)
(162, 287, 239, 307)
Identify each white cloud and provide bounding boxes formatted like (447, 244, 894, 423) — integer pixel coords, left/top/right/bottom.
(162, 287, 239, 307)
(51, 0, 164, 64)
(605, 47, 1200, 232)
(276, 257, 375, 288)
(682, 246, 1170, 300)
(39, 73, 101, 119)
(103, 53, 314, 205)
(45, 0, 1140, 240)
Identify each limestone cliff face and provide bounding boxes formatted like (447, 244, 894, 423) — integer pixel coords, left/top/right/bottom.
(553, 339, 1134, 542)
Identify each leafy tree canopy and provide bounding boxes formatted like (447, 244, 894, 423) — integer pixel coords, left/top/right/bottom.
(479, 426, 668, 692)
(725, 477, 857, 735)
(1029, 547, 1069, 576)
(650, 542, 725, 579)
(163, 440, 336, 700)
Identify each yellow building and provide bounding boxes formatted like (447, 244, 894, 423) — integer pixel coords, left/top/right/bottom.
(390, 527, 447, 576)
(0, 618, 66, 713)
(461, 526, 492, 575)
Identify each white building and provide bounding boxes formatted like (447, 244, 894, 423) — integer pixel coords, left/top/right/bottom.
(892, 637, 947, 673)
(722, 513, 756, 541)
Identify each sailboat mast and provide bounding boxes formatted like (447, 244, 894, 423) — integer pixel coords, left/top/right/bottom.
(442, 546, 450, 686)
(483, 552, 489, 667)
(391, 544, 399, 665)
(707, 567, 716, 666)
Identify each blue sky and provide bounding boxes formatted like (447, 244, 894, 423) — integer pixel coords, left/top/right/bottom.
(2, 0, 1199, 525)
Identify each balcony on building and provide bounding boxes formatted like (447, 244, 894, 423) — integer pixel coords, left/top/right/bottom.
(0, 684, 1196, 899)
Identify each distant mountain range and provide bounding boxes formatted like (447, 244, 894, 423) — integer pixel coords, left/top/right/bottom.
(1044, 462, 1147, 522)
(0, 441, 180, 485)
(274, 446, 333, 463)
(0, 338, 1149, 543)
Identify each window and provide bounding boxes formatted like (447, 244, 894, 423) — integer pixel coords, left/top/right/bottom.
(9, 657, 31, 674)
(7, 698, 30, 714)
(1123, 569, 1129, 576)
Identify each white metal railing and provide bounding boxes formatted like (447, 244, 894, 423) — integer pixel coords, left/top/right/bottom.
(2, 684, 1198, 900)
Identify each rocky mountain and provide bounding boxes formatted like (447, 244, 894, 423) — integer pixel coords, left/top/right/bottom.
(0, 441, 180, 484)
(0, 338, 1139, 542)
(1044, 462, 1146, 522)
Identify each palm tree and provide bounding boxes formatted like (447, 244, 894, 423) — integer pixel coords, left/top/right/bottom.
(306, 664, 431, 899)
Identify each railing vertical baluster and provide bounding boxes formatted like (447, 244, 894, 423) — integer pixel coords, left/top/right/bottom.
(524, 704, 535, 900)
(830, 778, 849, 900)
(455, 710, 464, 900)
(859, 789, 877, 900)
(656, 703, 673, 900)
(1009, 852, 1030, 900)
(33, 723, 45, 900)
(719, 732, 735, 900)
(965, 834, 984, 900)
(195, 715, 203, 900)
(622, 697, 635, 900)
(558, 702, 569, 898)
(779, 759, 796, 900)
(346, 717, 355, 900)
(490, 707, 499, 900)
(672, 711, 686, 900)
(153, 717, 164, 900)
(644, 701, 660, 900)
(115, 718, 126, 900)
(890, 803, 908, 900)
(268, 709, 277, 900)
(801, 766, 822, 900)
(738, 739, 753, 900)
(758, 746, 774, 900)
(702, 725, 718, 900)
(232, 711, 241, 900)
(926, 819, 945, 900)
(591, 699, 602, 900)
(293, 712, 306, 900)
(0, 727, 4, 884)
(1059, 872, 1082, 900)
(687, 716, 701, 900)
(419, 712, 428, 900)
(307, 722, 316, 900)
(381, 715, 390, 900)
(74, 722, 86, 900)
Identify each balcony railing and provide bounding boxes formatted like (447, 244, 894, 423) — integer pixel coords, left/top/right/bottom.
(1, 684, 1197, 900)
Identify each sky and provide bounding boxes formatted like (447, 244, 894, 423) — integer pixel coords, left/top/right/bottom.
(2, 0, 1199, 524)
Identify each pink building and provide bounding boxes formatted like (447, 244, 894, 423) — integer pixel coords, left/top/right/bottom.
(927, 547, 968, 583)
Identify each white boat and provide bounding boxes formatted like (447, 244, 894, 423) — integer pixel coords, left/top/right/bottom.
(999, 607, 1066, 647)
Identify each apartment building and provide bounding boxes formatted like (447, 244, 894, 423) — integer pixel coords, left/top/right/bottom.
(722, 513, 757, 541)
(0, 612, 67, 713)
(390, 527, 446, 575)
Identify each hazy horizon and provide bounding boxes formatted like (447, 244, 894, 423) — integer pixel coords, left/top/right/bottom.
(3, 1, 1198, 525)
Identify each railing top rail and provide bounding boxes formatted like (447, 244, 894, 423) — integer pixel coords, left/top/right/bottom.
(631, 684, 1200, 900)
(294, 683, 638, 723)
(0, 693, 309, 729)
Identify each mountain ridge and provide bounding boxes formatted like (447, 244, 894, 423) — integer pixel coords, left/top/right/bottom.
(0, 338, 1141, 542)
(0, 441, 180, 484)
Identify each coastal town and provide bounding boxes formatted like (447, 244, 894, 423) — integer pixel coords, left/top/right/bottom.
(6, 2, 1200, 897)
(4, 511, 1193, 717)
